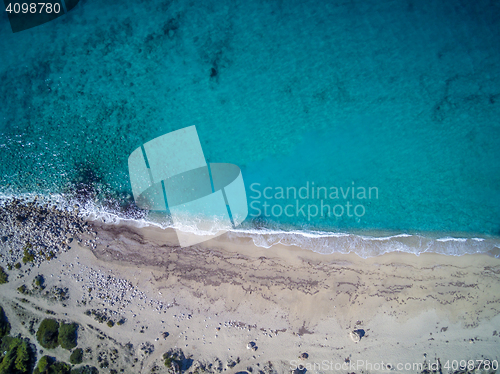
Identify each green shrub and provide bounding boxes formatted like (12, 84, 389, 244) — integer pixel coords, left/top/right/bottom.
(0, 306, 10, 339)
(13, 339, 30, 372)
(17, 285, 28, 295)
(36, 318, 59, 349)
(69, 348, 83, 365)
(106, 320, 114, 328)
(34, 275, 45, 289)
(163, 354, 179, 369)
(0, 339, 17, 373)
(58, 322, 78, 350)
(162, 349, 185, 372)
(22, 249, 35, 264)
(14, 263, 21, 270)
(49, 361, 71, 374)
(70, 365, 99, 374)
(0, 267, 7, 284)
(33, 357, 73, 374)
(36, 355, 53, 372)
(0, 336, 32, 374)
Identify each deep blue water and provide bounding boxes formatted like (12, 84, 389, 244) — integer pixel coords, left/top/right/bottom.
(1, 0, 499, 255)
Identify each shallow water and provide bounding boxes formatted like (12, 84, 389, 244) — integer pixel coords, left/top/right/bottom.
(1, 0, 499, 256)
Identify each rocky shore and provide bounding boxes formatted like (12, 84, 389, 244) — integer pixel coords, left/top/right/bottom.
(0, 196, 98, 269)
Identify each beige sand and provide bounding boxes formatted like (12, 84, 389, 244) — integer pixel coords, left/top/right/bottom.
(2, 220, 500, 373)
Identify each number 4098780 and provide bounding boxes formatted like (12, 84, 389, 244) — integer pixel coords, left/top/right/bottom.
(443, 360, 498, 371)
(5, 2, 61, 14)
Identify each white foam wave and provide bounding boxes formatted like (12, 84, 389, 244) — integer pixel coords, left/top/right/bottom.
(224, 229, 500, 258)
(1, 192, 499, 258)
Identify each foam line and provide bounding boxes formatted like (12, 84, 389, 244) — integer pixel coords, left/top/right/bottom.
(1, 192, 499, 259)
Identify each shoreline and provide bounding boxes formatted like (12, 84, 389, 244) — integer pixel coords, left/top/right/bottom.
(90, 220, 500, 327)
(2, 192, 500, 259)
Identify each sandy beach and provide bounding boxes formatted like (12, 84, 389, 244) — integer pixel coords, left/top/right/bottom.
(2, 209, 499, 373)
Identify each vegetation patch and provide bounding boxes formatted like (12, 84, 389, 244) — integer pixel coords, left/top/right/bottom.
(0, 335, 34, 374)
(36, 318, 59, 349)
(0, 267, 8, 284)
(45, 286, 70, 302)
(84, 309, 118, 326)
(22, 244, 35, 264)
(58, 322, 78, 350)
(34, 355, 53, 373)
(163, 348, 185, 372)
(33, 357, 71, 374)
(70, 348, 83, 365)
(69, 365, 99, 374)
(0, 306, 10, 339)
(17, 285, 28, 295)
(33, 275, 45, 289)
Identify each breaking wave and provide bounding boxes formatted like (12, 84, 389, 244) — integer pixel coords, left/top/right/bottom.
(1, 192, 499, 259)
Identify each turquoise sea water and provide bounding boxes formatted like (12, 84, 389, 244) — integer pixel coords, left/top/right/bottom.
(1, 0, 499, 256)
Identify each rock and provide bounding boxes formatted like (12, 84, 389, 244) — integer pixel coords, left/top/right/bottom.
(299, 352, 308, 360)
(171, 361, 180, 374)
(350, 329, 365, 342)
(246, 341, 258, 351)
